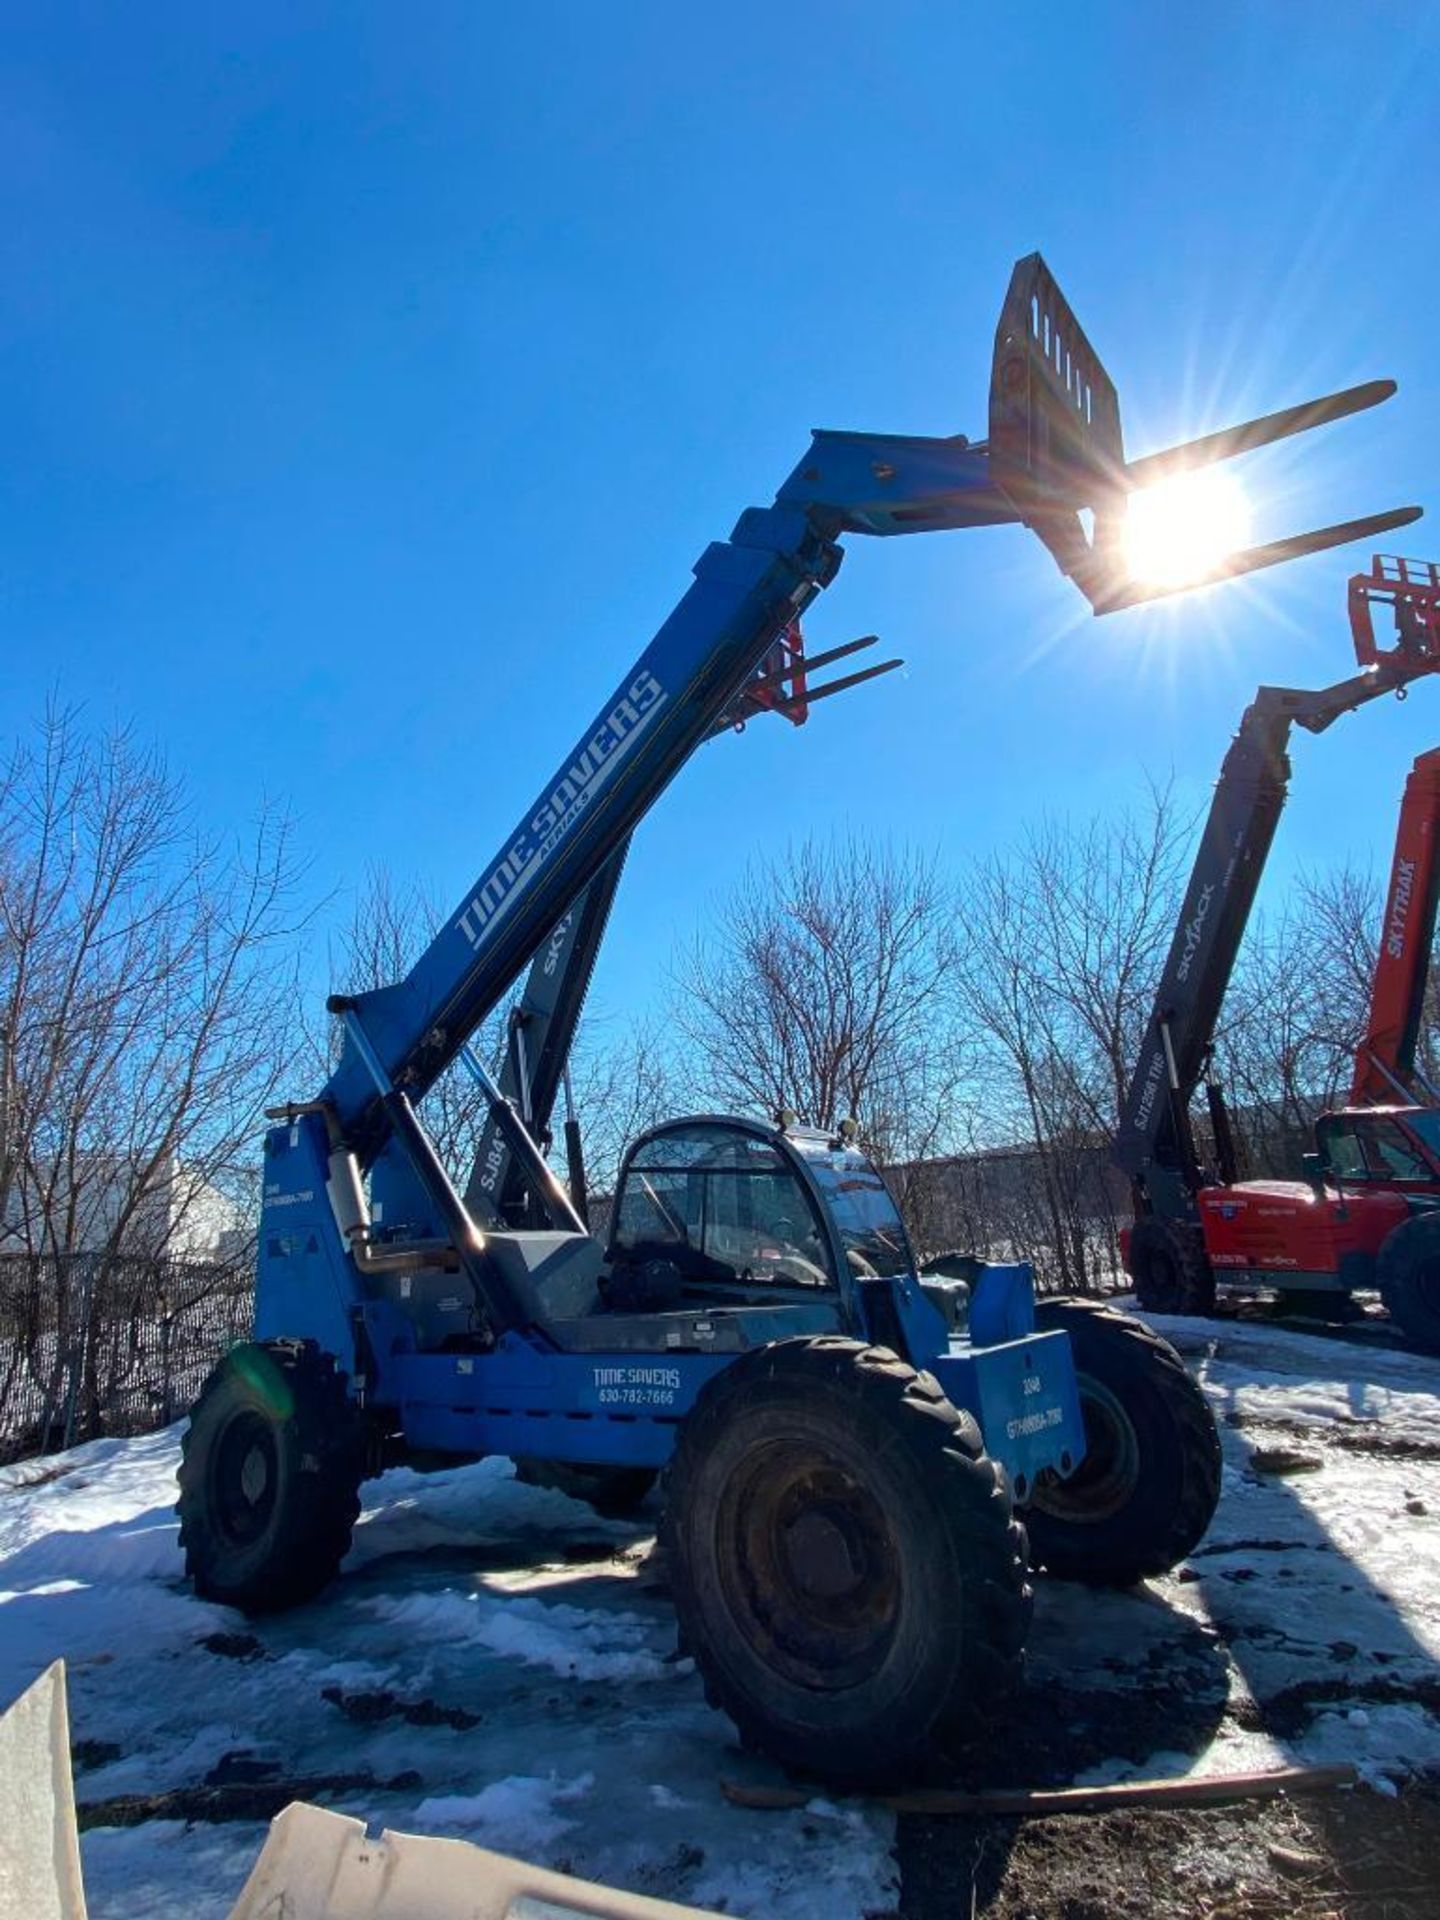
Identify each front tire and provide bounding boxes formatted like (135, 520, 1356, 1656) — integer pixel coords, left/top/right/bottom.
(1377, 1214, 1440, 1354)
(661, 1337, 1030, 1779)
(1129, 1218, 1215, 1315)
(177, 1341, 364, 1614)
(1024, 1300, 1221, 1586)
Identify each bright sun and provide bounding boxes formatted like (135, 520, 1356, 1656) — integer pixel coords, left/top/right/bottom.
(1122, 468, 1252, 591)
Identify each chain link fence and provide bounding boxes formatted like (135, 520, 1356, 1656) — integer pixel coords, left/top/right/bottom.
(0, 1252, 254, 1464)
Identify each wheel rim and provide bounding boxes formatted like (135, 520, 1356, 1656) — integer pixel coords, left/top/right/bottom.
(715, 1440, 901, 1690)
(210, 1410, 280, 1548)
(1029, 1374, 1140, 1526)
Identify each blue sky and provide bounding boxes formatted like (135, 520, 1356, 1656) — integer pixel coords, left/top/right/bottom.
(3, 3, 1439, 1035)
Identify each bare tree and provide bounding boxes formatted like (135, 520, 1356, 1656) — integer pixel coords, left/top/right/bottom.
(1299, 862, 1382, 1012)
(0, 704, 311, 1444)
(1024, 781, 1192, 1129)
(951, 783, 1193, 1290)
(1285, 858, 1440, 1103)
(563, 1011, 683, 1217)
(951, 855, 1108, 1288)
(1214, 861, 1394, 1173)
(671, 835, 970, 1169)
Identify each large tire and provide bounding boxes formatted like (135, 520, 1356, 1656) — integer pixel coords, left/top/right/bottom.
(660, 1336, 1030, 1779)
(512, 1457, 657, 1518)
(1129, 1217, 1215, 1315)
(177, 1341, 364, 1614)
(1023, 1299, 1222, 1586)
(1376, 1214, 1440, 1354)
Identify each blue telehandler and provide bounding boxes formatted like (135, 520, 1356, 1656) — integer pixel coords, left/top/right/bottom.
(177, 255, 1419, 1777)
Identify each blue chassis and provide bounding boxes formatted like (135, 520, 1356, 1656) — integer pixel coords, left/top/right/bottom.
(385, 1328, 1084, 1489)
(256, 1111, 1085, 1491)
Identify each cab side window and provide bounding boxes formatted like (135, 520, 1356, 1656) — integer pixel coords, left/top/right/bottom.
(1321, 1125, 1367, 1180)
(702, 1171, 830, 1286)
(1362, 1121, 1430, 1182)
(612, 1169, 700, 1252)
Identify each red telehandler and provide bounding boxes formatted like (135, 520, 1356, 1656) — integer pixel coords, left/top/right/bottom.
(1119, 556, 1440, 1351)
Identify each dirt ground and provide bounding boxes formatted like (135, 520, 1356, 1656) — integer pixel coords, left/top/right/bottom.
(897, 1778, 1440, 1920)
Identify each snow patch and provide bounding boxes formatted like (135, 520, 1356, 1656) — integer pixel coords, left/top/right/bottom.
(364, 1588, 673, 1682)
(346, 1454, 642, 1569)
(414, 1771, 595, 1852)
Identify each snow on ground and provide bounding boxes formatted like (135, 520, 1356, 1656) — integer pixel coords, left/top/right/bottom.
(1028, 1308, 1440, 1793)
(0, 1440, 896, 1919)
(0, 1310, 1436, 1918)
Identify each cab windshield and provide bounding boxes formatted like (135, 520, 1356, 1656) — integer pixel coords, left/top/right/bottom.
(788, 1140, 914, 1278)
(610, 1124, 834, 1290)
(1319, 1110, 1440, 1183)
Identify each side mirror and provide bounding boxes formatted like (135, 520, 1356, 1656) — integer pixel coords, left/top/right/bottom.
(1301, 1150, 1328, 1198)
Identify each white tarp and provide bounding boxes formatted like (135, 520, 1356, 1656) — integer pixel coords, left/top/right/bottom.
(0, 1662, 87, 1920)
(229, 1801, 726, 1920)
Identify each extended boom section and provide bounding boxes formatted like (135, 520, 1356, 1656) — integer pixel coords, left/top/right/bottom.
(1350, 564, 1440, 1105)
(1352, 747, 1440, 1107)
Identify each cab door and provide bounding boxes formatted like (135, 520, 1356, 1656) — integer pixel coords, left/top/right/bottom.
(1314, 1114, 1422, 1256)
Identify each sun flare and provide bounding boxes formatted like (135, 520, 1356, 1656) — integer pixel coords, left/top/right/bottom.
(1123, 468, 1252, 591)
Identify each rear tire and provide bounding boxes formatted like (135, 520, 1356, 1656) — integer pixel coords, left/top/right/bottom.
(1129, 1218, 1215, 1315)
(177, 1341, 363, 1614)
(1023, 1300, 1221, 1586)
(512, 1457, 657, 1518)
(661, 1336, 1030, 1779)
(1376, 1214, 1440, 1354)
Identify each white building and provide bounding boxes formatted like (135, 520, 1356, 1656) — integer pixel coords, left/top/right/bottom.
(0, 1152, 246, 1261)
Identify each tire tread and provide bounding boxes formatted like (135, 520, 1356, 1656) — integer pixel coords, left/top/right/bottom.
(1028, 1299, 1221, 1584)
(660, 1335, 1031, 1776)
(177, 1340, 363, 1615)
(1377, 1215, 1440, 1354)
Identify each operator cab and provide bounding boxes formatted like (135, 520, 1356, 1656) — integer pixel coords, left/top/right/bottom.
(605, 1116, 917, 1308)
